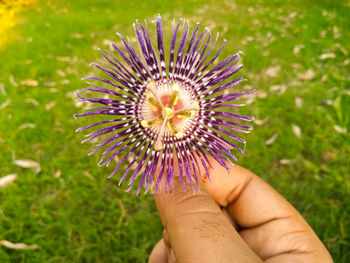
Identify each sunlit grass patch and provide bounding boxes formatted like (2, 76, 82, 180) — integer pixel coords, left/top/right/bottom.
(0, 0, 36, 48)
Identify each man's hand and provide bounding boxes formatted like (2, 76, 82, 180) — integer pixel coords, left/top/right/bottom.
(149, 159, 333, 263)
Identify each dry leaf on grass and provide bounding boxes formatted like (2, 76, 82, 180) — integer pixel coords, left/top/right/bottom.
(49, 88, 59, 93)
(254, 117, 269, 126)
(262, 50, 270, 57)
(14, 159, 41, 174)
(342, 59, 350, 66)
(56, 69, 66, 77)
(333, 26, 341, 38)
(333, 125, 347, 134)
(54, 170, 62, 178)
(56, 56, 71, 62)
(320, 30, 327, 38)
(0, 99, 11, 109)
(257, 90, 268, 99)
(263, 65, 280, 78)
(9, 75, 19, 87)
(265, 133, 278, 146)
(298, 69, 315, 80)
(0, 83, 6, 95)
(292, 63, 302, 69)
(243, 84, 254, 91)
(71, 33, 84, 39)
(292, 124, 302, 138)
(83, 171, 95, 181)
(25, 98, 39, 105)
(245, 36, 254, 42)
(244, 92, 256, 105)
(102, 39, 113, 46)
(65, 66, 78, 75)
(0, 240, 38, 250)
(295, 97, 303, 108)
(0, 174, 18, 189)
(66, 91, 75, 98)
(293, 44, 304, 55)
(321, 75, 328, 82)
(269, 85, 287, 94)
(21, 79, 39, 86)
(45, 101, 57, 111)
(319, 53, 336, 60)
(74, 101, 84, 108)
(44, 81, 57, 87)
(18, 123, 36, 130)
(279, 159, 294, 165)
(289, 80, 303, 87)
(321, 152, 337, 161)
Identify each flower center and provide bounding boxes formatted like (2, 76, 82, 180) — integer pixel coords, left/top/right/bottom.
(141, 81, 199, 151)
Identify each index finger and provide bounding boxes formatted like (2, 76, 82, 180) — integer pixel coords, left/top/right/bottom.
(203, 159, 333, 262)
(203, 161, 294, 228)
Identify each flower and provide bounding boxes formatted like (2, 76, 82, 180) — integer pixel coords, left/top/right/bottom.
(74, 15, 254, 194)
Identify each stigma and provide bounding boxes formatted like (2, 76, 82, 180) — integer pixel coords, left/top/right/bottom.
(140, 80, 199, 151)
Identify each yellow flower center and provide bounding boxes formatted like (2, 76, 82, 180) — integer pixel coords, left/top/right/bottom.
(141, 80, 199, 151)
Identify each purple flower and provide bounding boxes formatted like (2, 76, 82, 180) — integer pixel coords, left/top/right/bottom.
(74, 15, 254, 194)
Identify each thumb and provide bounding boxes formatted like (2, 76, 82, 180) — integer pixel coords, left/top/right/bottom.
(154, 164, 262, 263)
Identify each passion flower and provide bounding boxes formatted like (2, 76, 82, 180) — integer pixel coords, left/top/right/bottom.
(74, 15, 254, 194)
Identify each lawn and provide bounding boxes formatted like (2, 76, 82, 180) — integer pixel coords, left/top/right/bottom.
(0, 0, 349, 262)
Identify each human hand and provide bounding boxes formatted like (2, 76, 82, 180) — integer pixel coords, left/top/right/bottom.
(148, 158, 333, 263)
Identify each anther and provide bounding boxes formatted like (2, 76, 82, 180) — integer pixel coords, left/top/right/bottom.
(145, 90, 162, 111)
(168, 82, 180, 108)
(141, 115, 163, 128)
(177, 109, 198, 119)
(167, 119, 183, 139)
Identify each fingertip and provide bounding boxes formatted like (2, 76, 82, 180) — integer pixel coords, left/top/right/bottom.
(202, 159, 254, 207)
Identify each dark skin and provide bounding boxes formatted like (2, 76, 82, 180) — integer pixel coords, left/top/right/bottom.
(149, 157, 333, 263)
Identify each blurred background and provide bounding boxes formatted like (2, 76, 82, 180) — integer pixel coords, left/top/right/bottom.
(0, 0, 349, 262)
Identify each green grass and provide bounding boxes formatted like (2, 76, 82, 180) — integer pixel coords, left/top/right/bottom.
(0, 0, 349, 262)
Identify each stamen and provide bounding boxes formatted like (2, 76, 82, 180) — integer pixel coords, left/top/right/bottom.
(168, 82, 180, 107)
(177, 109, 198, 119)
(145, 90, 162, 111)
(141, 115, 163, 128)
(146, 80, 163, 110)
(174, 100, 200, 118)
(167, 118, 184, 139)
